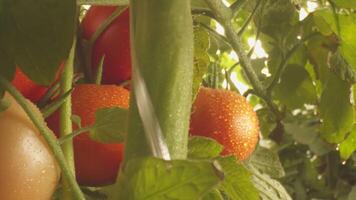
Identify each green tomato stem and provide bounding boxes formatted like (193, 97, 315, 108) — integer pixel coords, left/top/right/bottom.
(60, 36, 77, 200)
(204, 0, 281, 116)
(0, 75, 85, 200)
(59, 126, 94, 145)
(124, 0, 194, 162)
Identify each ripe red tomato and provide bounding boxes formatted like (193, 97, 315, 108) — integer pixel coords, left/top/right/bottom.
(190, 87, 260, 160)
(12, 67, 49, 102)
(47, 84, 130, 186)
(81, 6, 131, 84)
(0, 93, 60, 199)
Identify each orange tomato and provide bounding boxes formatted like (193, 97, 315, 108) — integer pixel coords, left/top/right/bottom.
(190, 87, 259, 160)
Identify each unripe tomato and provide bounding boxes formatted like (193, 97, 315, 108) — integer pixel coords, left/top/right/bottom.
(0, 93, 60, 200)
(12, 68, 49, 102)
(47, 84, 129, 186)
(82, 6, 131, 84)
(190, 87, 259, 160)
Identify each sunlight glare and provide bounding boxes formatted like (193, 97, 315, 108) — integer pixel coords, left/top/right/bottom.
(230, 72, 249, 94)
(247, 38, 268, 59)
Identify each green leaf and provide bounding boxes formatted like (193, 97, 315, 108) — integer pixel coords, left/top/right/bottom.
(329, 50, 356, 84)
(115, 157, 223, 200)
(202, 190, 224, 200)
(191, 0, 210, 12)
(331, 0, 356, 9)
(348, 186, 356, 200)
(218, 156, 259, 200)
(320, 73, 354, 143)
(273, 64, 317, 109)
(0, 97, 10, 112)
(0, 48, 15, 96)
(257, 108, 277, 137)
(248, 166, 292, 200)
(246, 146, 285, 178)
(340, 125, 356, 160)
(188, 136, 223, 159)
(89, 107, 128, 143)
(71, 114, 82, 129)
(0, 0, 76, 85)
(193, 27, 210, 100)
(283, 120, 318, 145)
(314, 11, 356, 80)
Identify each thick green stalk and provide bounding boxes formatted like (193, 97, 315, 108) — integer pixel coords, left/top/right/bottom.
(124, 0, 194, 161)
(0, 75, 85, 200)
(60, 37, 77, 200)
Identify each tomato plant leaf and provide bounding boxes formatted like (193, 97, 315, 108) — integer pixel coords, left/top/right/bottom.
(193, 27, 210, 100)
(331, 0, 356, 9)
(0, 48, 15, 96)
(314, 11, 356, 78)
(115, 157, 223, 200)
(320, 73, 354, 143)
(0, 0, 76, 85)
(202, 190, 224, 200)
(246, 146, 285, 178)
(218, 156, 259, 200)
(273, 64, 317, 109)
(90, 107, 128, 143)
(329, 50, 356, 84)
(188, 136, 223, 159)
(339, 125, 356, 160)
(0, 98, 10, 112)
(248, 165, 292, 200)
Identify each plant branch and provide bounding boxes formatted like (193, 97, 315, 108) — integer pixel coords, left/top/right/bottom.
(59, 126, 94, 145)
(266, 33, 318, 93)
(77, 0, 128, 5)
(204, 0, 279, 112)
(237, 0, 261, 36)
(60, 37, 77, 200)
(0, 75, 85, 200)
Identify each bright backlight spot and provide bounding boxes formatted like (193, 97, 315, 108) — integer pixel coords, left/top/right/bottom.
(222, 0, 231, 6)
(216, 22, 225, 36)
(247, 38, 268, 59)
(299, 8, 308, 20)
(229, 51, 238, 61)
(307, 1, 318, 12)
(230, 72, 249, 94)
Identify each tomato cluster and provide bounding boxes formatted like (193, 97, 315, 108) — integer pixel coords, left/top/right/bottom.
(3, 5, 259, 197)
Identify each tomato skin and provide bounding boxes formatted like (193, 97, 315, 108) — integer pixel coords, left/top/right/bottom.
(82, 6, 131, 84)
(0, 93, 60, 200)
(47, 84, 129, 186)
(190, 87, 259, 160)
(12, 68, 48, 102)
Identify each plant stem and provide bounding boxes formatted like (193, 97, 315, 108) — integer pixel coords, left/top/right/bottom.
(0, 75, 85, 200)
(124, 0, 194, 161)
(205, 0, 281, 115)
(60, 37, 77, 200)
(59, 126, 94, 145)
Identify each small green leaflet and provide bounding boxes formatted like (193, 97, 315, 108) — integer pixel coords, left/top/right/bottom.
(0, 97, 10, 112)
(0, 48, 15, 96)
(273, 64, 317, 109)
(320, 73, 354, 143)
(89, 107, 128, 143)
(331, 0, 356, 9)
(115, 157, 223, 200)
(0, 0, 76, 85)
(246, 146, 285, 178)
(340, 125, 356, 160)
(248, 165, 292, 200)
(193, 27, 210, 100)
(188, 136, 223, 159)
(329, 50, 356, 84)
(218, 156, 260, 200)
(314, 10, 356, 79)
(202, 190, 224, 200)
